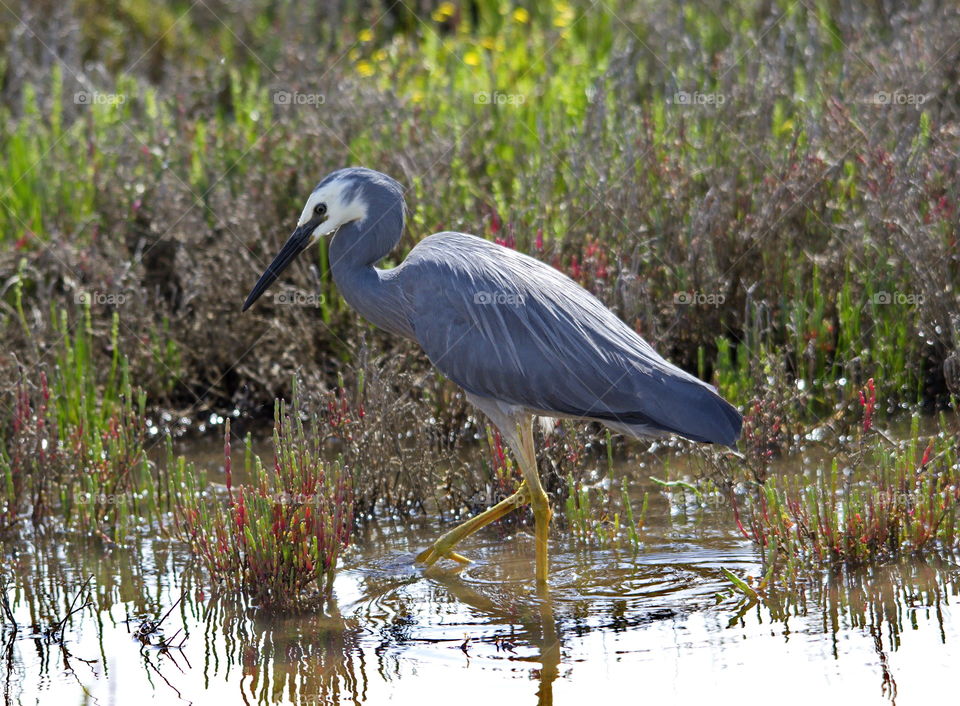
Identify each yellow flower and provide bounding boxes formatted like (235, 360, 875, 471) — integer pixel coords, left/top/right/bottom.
(480, 37, 496, 50)
(431, 1, 455, 21)
(553, 4, 574, 27)
(373, 48, 387, 62)
(356, 61, 375, 77)
(411, 89, 424, 104)
(463, 50, 481, 66)
(358, 28, 374, 42)
(512, 7, 529, 23)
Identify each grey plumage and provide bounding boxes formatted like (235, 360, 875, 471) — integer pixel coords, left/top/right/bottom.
(315, 167, 741, 447)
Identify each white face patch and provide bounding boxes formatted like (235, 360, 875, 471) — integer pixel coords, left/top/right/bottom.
(297, 177, 368, 241)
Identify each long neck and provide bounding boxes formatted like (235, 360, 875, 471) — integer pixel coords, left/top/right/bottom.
(328, 213, 414, 340)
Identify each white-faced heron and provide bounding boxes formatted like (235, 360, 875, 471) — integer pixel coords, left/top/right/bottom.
(242, 167, 742, 585)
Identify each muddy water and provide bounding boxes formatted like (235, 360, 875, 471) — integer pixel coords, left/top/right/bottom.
(0, 457, 957, 705)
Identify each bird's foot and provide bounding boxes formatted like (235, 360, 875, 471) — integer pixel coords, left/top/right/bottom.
(415, 483, 531, 571)
(415, 544, 472, 567)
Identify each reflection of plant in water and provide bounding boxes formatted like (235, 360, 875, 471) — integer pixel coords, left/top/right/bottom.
(0, 529, 365, 704)
(171, 390, 353, 610)
(720, 559, 957, 701)
(0, 531, 196, 701)
(198, 594, 365, 706)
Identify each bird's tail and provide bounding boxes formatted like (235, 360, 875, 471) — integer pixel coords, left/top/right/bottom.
(600, 384, 742, 448)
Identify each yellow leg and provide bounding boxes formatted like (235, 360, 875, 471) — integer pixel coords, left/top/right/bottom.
(517, 417, 551, 585)
(416, 482, 530, 567)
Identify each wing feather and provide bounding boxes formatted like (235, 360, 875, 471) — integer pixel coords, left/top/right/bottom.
(397, 232, 741, 445)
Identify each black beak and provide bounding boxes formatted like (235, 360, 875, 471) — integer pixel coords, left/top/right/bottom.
(242, 223, 315, 312)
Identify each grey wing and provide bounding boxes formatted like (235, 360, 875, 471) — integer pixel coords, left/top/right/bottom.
(398, 234, 742, 446)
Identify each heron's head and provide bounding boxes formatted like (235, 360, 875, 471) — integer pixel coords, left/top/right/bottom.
(242, 167, 403, 311)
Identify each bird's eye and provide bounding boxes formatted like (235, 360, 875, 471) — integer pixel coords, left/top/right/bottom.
(314, 203, 327, 218)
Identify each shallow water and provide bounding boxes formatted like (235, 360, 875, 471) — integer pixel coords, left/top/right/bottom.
(1, 461, 958, 705)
